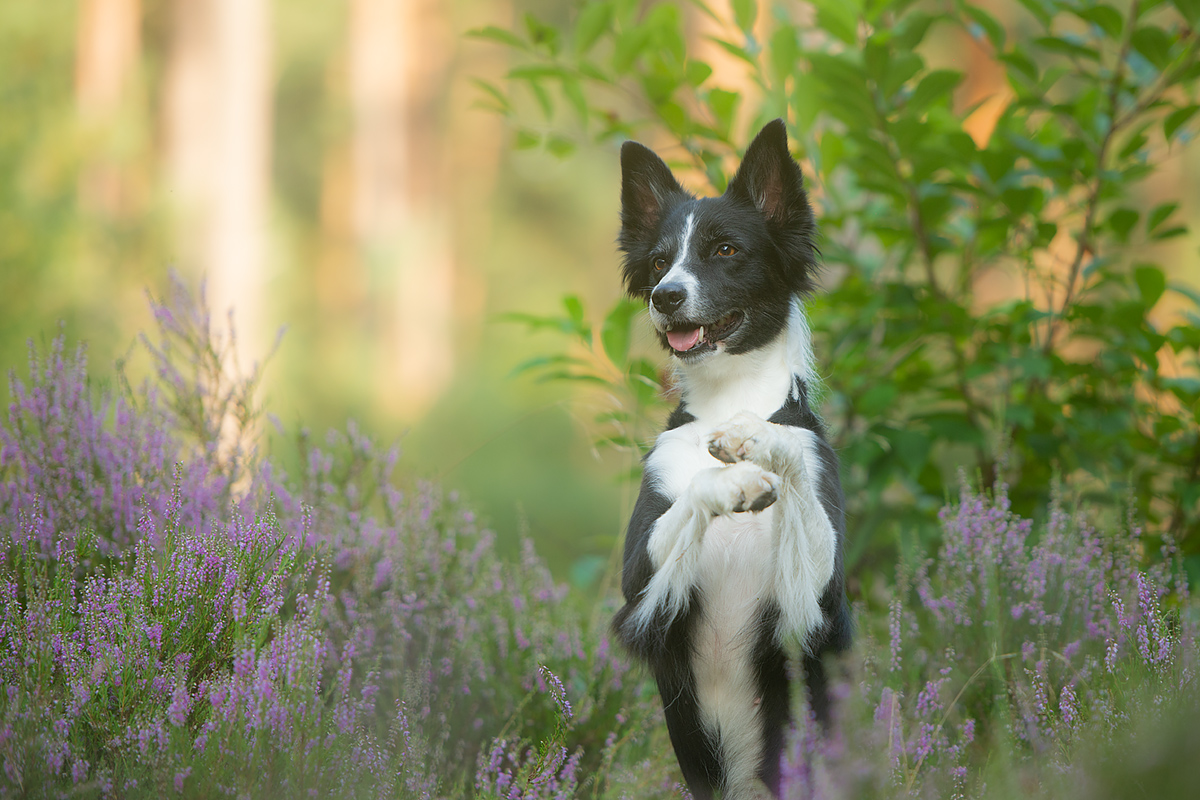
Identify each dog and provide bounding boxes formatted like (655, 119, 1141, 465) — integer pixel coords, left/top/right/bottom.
(611, 119, 851, 799)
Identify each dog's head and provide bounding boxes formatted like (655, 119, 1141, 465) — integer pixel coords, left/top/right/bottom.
(618, 119, 817, 362)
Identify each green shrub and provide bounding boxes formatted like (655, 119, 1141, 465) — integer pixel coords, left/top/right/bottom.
(478, 0, 1200, 575)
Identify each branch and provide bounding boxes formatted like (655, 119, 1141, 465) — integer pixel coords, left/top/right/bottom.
(1044, 1, 1140, 354)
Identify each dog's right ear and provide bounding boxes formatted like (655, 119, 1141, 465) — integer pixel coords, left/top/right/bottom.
(619, 141, 686, 245)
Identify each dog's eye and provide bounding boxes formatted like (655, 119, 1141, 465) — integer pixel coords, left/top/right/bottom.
(653, 258, 667, 272)
(716, 243, 737, 257)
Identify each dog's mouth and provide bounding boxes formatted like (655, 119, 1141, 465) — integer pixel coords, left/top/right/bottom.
(663, 311, 744, 356)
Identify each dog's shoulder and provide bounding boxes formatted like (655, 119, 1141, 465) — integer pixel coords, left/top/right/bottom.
(768, 381, 827, 435)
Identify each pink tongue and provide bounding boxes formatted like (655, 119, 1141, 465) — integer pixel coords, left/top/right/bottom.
(667, 327, 702, 351)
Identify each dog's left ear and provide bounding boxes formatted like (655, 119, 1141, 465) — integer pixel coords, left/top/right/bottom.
(727, 119, 817, 291)
(726, 119, 811, 226)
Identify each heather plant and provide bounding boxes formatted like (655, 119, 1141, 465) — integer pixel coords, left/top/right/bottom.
(0, 283, 675, 798)
(137, 274, 281, 491)
(0, 333, 228, 553)
(772, 478, 1196, 799)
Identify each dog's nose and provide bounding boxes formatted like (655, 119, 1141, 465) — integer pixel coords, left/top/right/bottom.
(652, 283, 686, 315)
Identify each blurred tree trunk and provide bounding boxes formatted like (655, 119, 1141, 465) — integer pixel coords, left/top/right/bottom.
(348, 0, 454, 418)
(76, 0, 141, 217)
(163, 0, 271, 369)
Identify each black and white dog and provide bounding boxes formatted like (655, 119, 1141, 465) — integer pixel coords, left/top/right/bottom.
(611, 120, 851, 799)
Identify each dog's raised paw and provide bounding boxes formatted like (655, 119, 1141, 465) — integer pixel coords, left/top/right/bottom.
(708, 411, 771, 466)
(724, 462, 779, 514)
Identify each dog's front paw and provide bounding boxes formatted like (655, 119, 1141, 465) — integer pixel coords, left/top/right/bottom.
(694, 461, 780, 515)
(708, 411, 773, 467)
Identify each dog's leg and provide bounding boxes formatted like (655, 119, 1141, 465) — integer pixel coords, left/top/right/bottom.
(708, 412, 838, 646)
(658, 668, 723, 800)
(627, 461, 780, 635)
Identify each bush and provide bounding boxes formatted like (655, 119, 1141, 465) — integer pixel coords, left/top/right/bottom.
(477, 0, 1200, 575)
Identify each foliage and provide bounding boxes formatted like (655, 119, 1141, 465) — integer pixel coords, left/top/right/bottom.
(477, 0, 1200, 573)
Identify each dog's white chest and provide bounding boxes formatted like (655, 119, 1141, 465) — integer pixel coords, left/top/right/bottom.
(649, 421, 777, 783)
(693, 509, 776, 700)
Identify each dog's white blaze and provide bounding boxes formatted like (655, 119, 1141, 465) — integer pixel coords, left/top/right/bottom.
(673, 212, 697, 270)
(656, 212, 700, 313)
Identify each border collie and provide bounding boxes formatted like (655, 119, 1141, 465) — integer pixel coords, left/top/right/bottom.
(611, 120, 851, 799)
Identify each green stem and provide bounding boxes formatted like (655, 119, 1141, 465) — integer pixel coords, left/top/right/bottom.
(1044, 0, 1139, 354)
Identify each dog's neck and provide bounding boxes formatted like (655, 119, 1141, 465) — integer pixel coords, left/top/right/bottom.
(675, 298, 814, 425)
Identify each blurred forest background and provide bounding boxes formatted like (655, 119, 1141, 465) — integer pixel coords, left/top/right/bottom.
(3, 0, 1199, 586)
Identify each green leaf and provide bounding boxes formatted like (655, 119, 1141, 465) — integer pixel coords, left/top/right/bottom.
(1175, 0, 1200, 25)
(892, 11, 937, 50)
(1135, 265, 1167, 308)
(1147, 202, 1179, 234)
(886, 427, 931, 472)
(907, 69, 962, 112)
(537, 371, 609, 386)
(1131, 26, 1172, 70)
(875, 51, 922, 101)
(524, 13, 561, 54)
(508, 65, 571, 81)
(857, 384, 898, 416)
(1002, 186, 1044, 216)
(546, 135, 576, 158)
(1035, 222, 1057, 247)
(466, 25, 528, 50)
(1073, 5, 1125, 39)
(514, 129, 541, 149)
(813, 0, 859, 46)
(1164, 104, 1199, 140)
(562, 77, 588, 121)
(1016, 0, 1054, 28)
(646, 3, 686, 64)
(509, 354, 590, 378)
(1033, 36, 1100, 61)
(528, 81, 554, 119)
(470, 79, 512, 114)
(613, 24, 653, 73)
(732, 0, 757, 32)
(1120, 127, 1150, 159)
(1151, 225, 1188, 240)
(575, 1, 613, 55)
(1106, 207, 1139, 242)
(601, 299, 641, 365)
(686, 60, 713, 87)
(707, 88, 741, 137)
(768, 26, 798, 85)
(707, 36, 758, 67)
(563, 294, 586, 326)
(1000, 50, 1039, 81)
(964, 5, 1006, 50)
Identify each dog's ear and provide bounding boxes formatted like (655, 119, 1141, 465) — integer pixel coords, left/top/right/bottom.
(726, 119, 810, 226)
(727, 119, 818, 292)
(620, 141, 687, 243)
